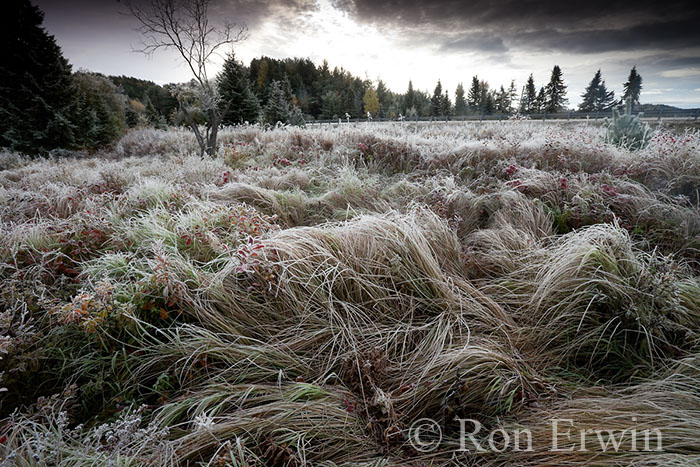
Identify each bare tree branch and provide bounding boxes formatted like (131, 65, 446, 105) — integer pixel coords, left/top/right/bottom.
(125, 0, 247, 157)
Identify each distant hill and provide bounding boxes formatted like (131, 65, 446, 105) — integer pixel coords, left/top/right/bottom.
(639, 103, 699, 113)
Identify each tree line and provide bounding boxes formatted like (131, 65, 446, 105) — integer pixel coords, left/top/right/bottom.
(130, 55, 644, 126)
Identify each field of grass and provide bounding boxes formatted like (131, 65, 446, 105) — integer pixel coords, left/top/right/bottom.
(1, 120, 700, 465)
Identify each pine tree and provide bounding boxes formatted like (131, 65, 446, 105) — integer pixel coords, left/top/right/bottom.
(454, 83, 467, 116)
(263, 80, 291, 124)
(281, 74, 295, 103)
(0, 0, 76, 154)
(375, 80, 389, 118)
(404, 80, 416, 114)
(507, 80, 518, 114)
(431, 80, 443, 116)
(495, 85, 509, 114)
(535, 87, 546, 112)
(579, 70, 616, 112)
(595, 79, 616, 111)
(622, 66, 642, 109)
(440, 90, 452, 117)
(143, 94, 166, 128)
(579, 70, 602, 112)
(217, 53, 261, 124)
(521, 74, 537, 113)
(321, 90, 342, 119)
(483, 90, 496, 114)
(544, 65, 568, 113)
(479, 81, 491, 113)
(71, 71, 128, 149)
(467, 76, 481, 109)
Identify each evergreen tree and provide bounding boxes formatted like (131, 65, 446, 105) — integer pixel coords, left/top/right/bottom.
(375, 80, 390, 117)
(544, 65, 568, 113)
(483, 90, 496, 114)
(281, 74, 295, 103)
(217, 54, 261, 124)
(288, 105, 306, 126)
(143, 94, 167, 128)
(454, 83, 467, 116)
(404, 80, 416, 114)
(535, 87, 546, 112)
(495, 85, 509, 114)
(71, 71, 129, 150)
(622, 66, 642, 109)
(431, 80, 443, 116)
(578, 70, 601, 112)
(596, 79, 616, 111)
(467, 76, 481, 109)
(521, 74, 537, 113)
(440, 90, 452, 117)
(507, 80, 518, 114)
(479, 81, 491, 113)
(320, 90, 342, 119)
(0, 0, 76, 154)
(579, 70, 616, 112)
(263, 80, 291, 124)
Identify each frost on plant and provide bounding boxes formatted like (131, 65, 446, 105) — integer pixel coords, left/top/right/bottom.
(603, 96, 653, 150)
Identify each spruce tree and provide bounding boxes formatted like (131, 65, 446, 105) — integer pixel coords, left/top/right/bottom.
(440, 90, 452, 117)
(263, 80, 291, 125)
(521, 74, 537, 113)
(143, 94, 166, 128)
(622, 66, 642, 109)
(595, 79, 616, 111)
(454, 83, 468, 116)
(375, 80, 389, 118)
(579, 70, 602, 112)
(495, 85, 509, 114)
(535, 87, 546, 112)
(468, 76, 481, 109)
(544, 65, 568, 113)
(71, 71, 128, 150)
(404, 80, 416, 114)
(431, 80, 443, 116)
(0, 0, 76, 154)
(579, 70, 616, 112)
(483, 91, 496, 114)
(507, 80, 518, 114)
(218, 54, 261, 124)
(479, 81, 491, 114)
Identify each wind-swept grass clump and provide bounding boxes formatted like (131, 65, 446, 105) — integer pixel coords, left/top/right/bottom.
(499, 222, 700, 379)
(498, 354, 700, 465)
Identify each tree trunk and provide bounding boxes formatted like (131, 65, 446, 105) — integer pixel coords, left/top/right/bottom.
(206, 108, 219, 158)
(180, 103, 207, 158)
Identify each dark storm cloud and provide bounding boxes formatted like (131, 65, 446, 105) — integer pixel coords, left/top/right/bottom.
(334, 0, 700, 54)
(513, 19, 700, 54)
(34, 0, 317, 34)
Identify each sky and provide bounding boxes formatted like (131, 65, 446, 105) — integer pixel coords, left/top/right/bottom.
(34, 0, 700, 108)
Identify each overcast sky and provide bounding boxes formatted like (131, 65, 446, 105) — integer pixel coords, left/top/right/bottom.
(34, 0, 700, 108)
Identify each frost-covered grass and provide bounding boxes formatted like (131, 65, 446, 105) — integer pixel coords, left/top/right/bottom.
(2, 121, 700, 465)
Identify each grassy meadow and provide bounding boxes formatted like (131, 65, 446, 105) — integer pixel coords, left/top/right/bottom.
(2, 120, 700, 465)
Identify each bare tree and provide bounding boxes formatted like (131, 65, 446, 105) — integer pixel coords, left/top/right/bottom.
(126, 0, 247, 157)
